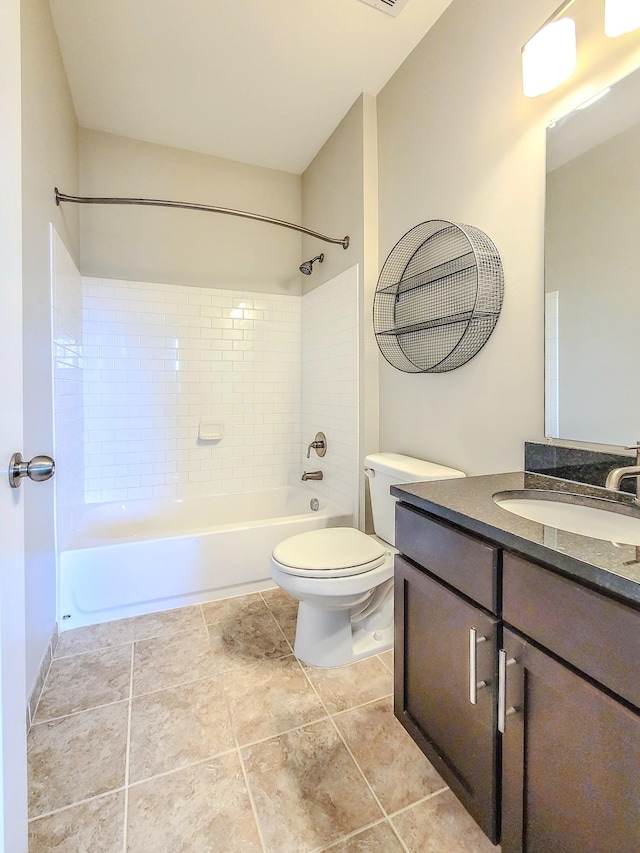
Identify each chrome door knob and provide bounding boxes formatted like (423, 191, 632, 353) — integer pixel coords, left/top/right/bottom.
(8, 452, 55, 488)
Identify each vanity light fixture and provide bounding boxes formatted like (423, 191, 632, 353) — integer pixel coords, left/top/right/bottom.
(522, 10, 577, 97)
(604, 0, 640, 36)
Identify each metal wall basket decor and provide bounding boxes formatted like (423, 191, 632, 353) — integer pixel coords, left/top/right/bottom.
(373, 220, 504, 373)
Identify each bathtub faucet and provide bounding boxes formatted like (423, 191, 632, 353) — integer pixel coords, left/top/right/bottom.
(302, 471, 323, 481)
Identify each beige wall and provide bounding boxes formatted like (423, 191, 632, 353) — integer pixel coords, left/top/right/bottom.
(302, 94, 379, 527)
(21, 0, 79, 696)
(376, 0, 640, 476)
(79, 130, 302, 294)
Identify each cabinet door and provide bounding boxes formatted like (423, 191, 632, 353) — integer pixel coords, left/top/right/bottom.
(394, 556, 498, 842)
(501, 628, 640, 853)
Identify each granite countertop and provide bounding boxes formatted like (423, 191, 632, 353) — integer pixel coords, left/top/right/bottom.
(391, 471, 640, 609)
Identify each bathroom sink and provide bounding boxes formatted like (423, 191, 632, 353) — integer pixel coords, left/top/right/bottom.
(493, 489, 640, 546)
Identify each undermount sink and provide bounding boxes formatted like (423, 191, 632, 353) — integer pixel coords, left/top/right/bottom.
(493, 489, 640, 546)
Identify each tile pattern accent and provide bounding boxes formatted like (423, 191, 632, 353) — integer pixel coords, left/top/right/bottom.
(301, 267, 359, 521)
(82, 278, 302, 502)
(28, 592, 496, 851)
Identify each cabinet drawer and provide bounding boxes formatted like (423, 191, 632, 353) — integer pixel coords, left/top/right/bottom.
(503, 552, 640, 709)
(395, 503, 498, 613)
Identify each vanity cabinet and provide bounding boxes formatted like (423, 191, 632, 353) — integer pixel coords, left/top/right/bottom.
(394, 502, 640, 852)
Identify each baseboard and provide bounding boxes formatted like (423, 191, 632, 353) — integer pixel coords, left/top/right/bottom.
(27, 623, 59, 729)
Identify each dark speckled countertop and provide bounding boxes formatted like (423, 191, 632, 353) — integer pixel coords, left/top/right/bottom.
(392, 472, 640, 609)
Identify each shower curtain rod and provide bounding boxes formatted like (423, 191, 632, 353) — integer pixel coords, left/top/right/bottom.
(54, 188, 350, 249)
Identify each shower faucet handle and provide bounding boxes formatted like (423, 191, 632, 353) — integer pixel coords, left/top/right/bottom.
(306, 432, 327, 459)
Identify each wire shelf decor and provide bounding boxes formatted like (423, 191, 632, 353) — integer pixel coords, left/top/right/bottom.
(373, 220, 504, 373)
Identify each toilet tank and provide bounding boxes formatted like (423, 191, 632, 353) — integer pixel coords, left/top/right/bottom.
(364, 453, 465, 546)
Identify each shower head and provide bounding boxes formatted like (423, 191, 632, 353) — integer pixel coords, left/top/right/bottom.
(299, 254, 324, 275)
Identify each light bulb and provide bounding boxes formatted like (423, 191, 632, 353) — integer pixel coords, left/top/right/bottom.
(522, 18, 577, 97)
(605, 0, 640, 36)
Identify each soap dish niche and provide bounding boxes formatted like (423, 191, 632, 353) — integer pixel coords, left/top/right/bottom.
(198, 422, 223, 441)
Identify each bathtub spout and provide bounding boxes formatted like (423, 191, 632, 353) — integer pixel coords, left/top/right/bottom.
(302, 471, 323, 481)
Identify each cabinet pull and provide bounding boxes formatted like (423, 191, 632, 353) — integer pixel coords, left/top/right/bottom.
(498, 649, 517, 733)
(469, 627, 487, 705)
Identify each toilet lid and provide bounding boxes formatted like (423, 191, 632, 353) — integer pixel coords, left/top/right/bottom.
(272, 527, 387, 577)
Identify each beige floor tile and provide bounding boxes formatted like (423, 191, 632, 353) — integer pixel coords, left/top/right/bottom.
(391, 790, 497, 853)
(206, 609, 290, 672)
(270, 607, 297, 646)
(34, 644, 132, 722)
(126, 752, 262, 852)
(55, 618, 135, 659)
(321, 820, 406, 852)
(28, 791, 125, 853)
(201, 592, 268, 624)
(305, 656, 393, 714)
(129, 677, 235, 783)
(133, 605, 205, 641)
(222, 654, 326, 745)
(28, 702, 128, 817)
(378, 650, 394, 673)
(334, 697, 446, 815)
(243, 718, 383, 852)
(132, 628, 217, 696)
(260, 586, 297, 610)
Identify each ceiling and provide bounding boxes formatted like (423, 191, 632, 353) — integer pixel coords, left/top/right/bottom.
(49, 0, 453, 175)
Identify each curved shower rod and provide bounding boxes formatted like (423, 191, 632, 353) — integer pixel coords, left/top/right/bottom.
(54, 188, 350, 250)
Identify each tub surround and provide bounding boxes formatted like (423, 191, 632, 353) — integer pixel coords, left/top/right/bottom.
(392, 471, 640, 607)
(524, 440, 635, 493)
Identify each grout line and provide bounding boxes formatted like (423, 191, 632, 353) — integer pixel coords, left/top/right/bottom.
(311, 817, 392, 853)
(30, 697, 130, 728)
(126, 748, 239, 790)
(296, 659, 389, 821)
(387, 786, 449, 820)
(28, 787, 127, 823)
(122, 643, 135, 853)
(217, 658, 268, 853)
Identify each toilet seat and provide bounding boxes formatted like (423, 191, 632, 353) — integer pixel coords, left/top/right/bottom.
(272, 527, 388, 578)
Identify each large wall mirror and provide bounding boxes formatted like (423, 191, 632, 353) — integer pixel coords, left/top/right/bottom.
(545, 63, 640, 447)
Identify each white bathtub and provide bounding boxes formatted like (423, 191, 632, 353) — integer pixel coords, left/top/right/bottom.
(59, 487, 351, 630)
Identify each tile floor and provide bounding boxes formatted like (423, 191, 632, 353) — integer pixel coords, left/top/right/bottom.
(27, 588, 498, 852)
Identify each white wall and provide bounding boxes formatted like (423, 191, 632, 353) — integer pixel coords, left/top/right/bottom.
(81, 278, 301, 501)
(301, 267, 359, 520)
(51, 228, 84, 549)
(375, 0, 640, 474)
(21, 0, 79, 700)
(79, 129, 303, 295)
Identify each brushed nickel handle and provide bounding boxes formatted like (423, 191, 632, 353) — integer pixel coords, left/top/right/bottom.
(498, 649, 518, 733)
(8, 452, 55, 488)
(469, 628, 487, 705)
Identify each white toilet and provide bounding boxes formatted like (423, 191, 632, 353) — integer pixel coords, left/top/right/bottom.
(270, 453, 465, 667)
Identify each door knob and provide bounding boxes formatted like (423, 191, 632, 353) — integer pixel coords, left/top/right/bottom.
(8, 452, 55, 488)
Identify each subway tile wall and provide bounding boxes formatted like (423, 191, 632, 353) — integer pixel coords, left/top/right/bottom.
(51, 227, 84, 549)
(81, 278, 302, 502)
(301, 267, 359, 521)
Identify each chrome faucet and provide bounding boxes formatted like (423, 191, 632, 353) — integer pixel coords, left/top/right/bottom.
(605, 442, 640, 504)
(302, 471, 323, 481)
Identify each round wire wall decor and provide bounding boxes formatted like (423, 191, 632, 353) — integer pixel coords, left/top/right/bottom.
(373, 220, 504, 373)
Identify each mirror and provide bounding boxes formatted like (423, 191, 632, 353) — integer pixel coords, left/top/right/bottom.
(545, 64, 640, 447)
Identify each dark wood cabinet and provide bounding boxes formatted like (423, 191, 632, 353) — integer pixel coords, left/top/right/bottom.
(394, 503, 640, 851)
(501, 628, 640, 853)
(395, 555, 499, 842)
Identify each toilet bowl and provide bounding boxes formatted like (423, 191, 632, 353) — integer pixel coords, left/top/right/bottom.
(270, 453, 465, 667)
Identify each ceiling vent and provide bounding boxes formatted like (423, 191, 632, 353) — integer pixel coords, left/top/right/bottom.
(356, 0, 411, 17)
